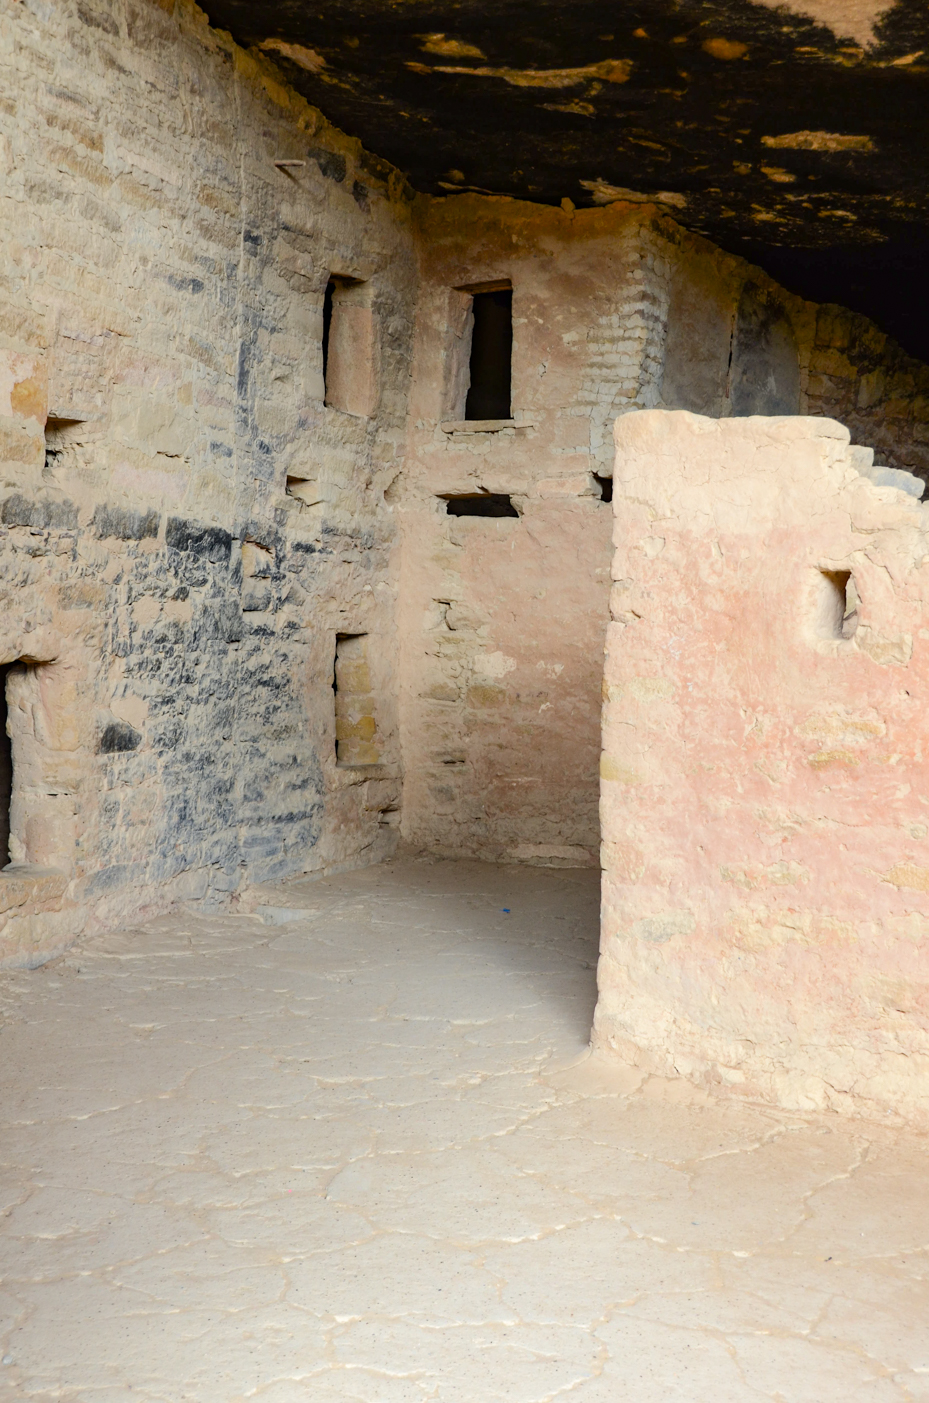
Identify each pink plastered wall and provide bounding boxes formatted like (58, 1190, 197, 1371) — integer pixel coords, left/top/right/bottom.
(595, 409, 929, 1124)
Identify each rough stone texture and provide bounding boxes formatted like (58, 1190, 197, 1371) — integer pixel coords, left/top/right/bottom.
(596, 409, 929, 1124)
(0, 0, 413, 962)
(2, 858, 929, 1401)
(395, 200, 929, 867)
(397, 199, 649, 865)
(5, 0, 929, 961)
(654, 217, 929, 482)
(808, 301, 929, 483)
(192, 0, 929, 376)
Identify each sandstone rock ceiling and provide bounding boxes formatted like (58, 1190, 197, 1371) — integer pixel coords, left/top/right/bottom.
(204, 0, 929, 360)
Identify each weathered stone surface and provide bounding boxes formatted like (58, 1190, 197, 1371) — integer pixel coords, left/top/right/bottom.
(0, 0, 412, 961)
(396, 198, 929, 868)
(596, 409, 929, 1124)
(4, 0, 929, 977)
(196, 0, 929, 378)
(395, 200, 671, 865)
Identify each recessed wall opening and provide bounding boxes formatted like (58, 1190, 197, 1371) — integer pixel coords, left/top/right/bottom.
(322, 275, 376, 417)
(594, 474, 613, 504)
(441, 493, 519, 518)
(286, 474, 323, 507)
(0, 665, 12, 870)
(43, 418, 86, 477)
(334, 633, 382, 766)
(817, 568, 859, 640)
(464, 286, 513, 421)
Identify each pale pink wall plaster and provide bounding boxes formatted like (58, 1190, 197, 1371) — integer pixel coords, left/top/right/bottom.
(595, 409, 929, 1124)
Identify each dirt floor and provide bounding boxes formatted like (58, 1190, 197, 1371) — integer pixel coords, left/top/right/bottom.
(0, 858, 927, 1401)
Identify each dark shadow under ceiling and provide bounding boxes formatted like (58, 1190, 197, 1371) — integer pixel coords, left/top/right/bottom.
(201, 0, 929, 361)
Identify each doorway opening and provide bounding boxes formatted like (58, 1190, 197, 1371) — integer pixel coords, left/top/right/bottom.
(0, 664, 15, 869)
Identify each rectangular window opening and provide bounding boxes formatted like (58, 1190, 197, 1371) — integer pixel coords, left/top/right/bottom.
(465, 287, 512, 421)
(594, 473, 613, 503)
(441, 493, 519, 518)
(334, 633, 381, 766)
(818, 569, 858, 640)
(322, 276, 376, 417)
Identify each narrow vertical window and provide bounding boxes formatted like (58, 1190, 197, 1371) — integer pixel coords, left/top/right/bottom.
(465, 287, 512, 421)
(322, 276, 376, 417)
(817, 569, 858, 640)
(334, 634, 381, 766)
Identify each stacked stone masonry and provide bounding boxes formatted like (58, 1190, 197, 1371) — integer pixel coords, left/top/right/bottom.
(0, 0, 412, 963)
(4, 0, 929, 1002)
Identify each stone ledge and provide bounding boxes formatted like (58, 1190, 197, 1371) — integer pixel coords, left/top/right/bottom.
(0, 865, 80, 971)
(439, 419, 535, 434)
(0, 864, 69, 914)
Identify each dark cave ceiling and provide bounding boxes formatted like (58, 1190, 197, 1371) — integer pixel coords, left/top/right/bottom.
(201, 0, 929, 360)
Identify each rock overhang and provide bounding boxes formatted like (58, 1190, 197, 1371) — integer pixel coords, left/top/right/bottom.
(200, 0, 929, 358)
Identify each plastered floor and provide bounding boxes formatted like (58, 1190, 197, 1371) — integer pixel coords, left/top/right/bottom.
(0, 859, 928, 1402)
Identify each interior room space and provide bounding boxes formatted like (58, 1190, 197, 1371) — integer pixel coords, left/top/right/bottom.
(1, 0, 929, 1395)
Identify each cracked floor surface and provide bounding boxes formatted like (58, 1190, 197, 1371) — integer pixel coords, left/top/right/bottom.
(0, 858, 928, 1401)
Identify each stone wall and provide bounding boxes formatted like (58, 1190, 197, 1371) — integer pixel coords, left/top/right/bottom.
(807, 303, 929, 483)
(0, 0, 414, 963)
(596, 409, 929, 1124)
(6, 0, 929, 957)
(654, 217, 929, 480)
(393, 198, 929, 866)
(396, 198, 665, 864)
(392, 197, 929, 868)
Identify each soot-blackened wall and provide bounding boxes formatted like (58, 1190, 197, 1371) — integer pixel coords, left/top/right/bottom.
(0, 0, 413, 964)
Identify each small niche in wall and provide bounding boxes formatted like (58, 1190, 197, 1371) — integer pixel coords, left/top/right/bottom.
(593, 474, 613, 503)
(441, 493, 519, 518)
(817, 569, 859, 640)
(322, 275, 376, 418)
(43, 417, 85, 476)
(286, 474, 324, 508)
(463, 283, 512, 421)
(334, 633, 382, 766)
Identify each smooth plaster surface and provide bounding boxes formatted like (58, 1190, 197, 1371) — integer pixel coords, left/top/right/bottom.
(0, 858, 927, 1401)
(598, 412, 929, 1124)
